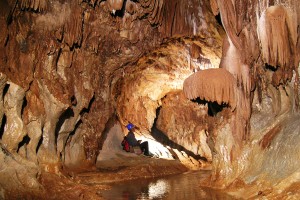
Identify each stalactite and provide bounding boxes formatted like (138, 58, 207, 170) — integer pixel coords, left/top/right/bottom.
(63, 4, 84, 48)
(257, 5, 298, 85)
(107, 0, 124, 12)
(183, 68, 237, 110)
(20, 0, 48, 12)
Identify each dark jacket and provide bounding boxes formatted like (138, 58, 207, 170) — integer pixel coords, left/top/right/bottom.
(126, 131, 139, 146)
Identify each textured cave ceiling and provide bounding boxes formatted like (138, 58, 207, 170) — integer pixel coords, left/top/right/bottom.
(0, 0, 300, 197)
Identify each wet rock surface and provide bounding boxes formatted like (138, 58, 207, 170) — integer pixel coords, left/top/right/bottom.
(0, 0, 299, 199)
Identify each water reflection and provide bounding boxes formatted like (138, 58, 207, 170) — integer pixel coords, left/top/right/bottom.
(101, 170, 236, 200)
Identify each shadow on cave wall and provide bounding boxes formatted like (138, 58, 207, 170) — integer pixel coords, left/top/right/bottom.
(0, 84, 9, 140)
(192, 97, 227, 117)
(150, 106, 207, 161)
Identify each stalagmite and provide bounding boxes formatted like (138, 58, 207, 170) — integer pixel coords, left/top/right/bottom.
(0, 0, 300, 198)
(2, 82, 26, 152)
(37, 80, 68, 164)
(23, 81, 45, 163)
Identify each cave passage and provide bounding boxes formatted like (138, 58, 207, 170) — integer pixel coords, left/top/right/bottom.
(151, 106, 207, 161)
(0, 0, 299, 199)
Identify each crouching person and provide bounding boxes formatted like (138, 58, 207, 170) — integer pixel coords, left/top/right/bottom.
(125, 123, 151, 156)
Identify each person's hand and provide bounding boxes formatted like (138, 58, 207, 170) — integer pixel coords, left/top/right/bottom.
(138, 140, 142, 143)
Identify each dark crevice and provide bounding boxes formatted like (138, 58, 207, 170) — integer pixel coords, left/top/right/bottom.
(54, 48, 62, 69)
(0, 80, 9, 140)
(208, 101, 226, 117)
(6, 0, 18, 26)
(17, 135, 30, 152)
(36, 134, 43, 154)
(4, 35, 9, 47)
(110, 0, 127, 18)
(55, 107, 74, 143)
(69, 119, 82, 137)
(215, 13, 223, 28)
(64, 119, 82, 147)
(151, 106, 207, 161)
(21, 96, 27, 117)
(71, 95, 77, 106)
(80, 95, 95, 115)
(3, 84, 10, 100)
(265, 63, 277, 72)
(0, 115, 7, 140)
(192, 97, 227, 117)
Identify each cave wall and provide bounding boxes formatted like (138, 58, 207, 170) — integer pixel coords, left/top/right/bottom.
(0, 0, 299, 197)
(0, 0, 165, 168)
(192, 0, 300, 188)
(115, 36, 223, 132)
(155, 91, 213, 162)
(0, 0, 224, 194)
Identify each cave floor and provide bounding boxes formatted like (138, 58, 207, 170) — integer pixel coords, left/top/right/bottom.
(36, 153, 189, 200)
(6, 152, 300, 199)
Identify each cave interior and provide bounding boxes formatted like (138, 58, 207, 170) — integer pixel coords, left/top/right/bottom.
(0, 0, 300, 199)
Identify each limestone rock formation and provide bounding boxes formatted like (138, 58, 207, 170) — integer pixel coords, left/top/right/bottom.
(115, 38, 221, 131)
(0, 0, 299, 199)
(155, 91, 214, 162)
(183, 68, 237, 109)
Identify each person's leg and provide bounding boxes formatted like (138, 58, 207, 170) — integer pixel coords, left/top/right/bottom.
(140, 141, 149, 155)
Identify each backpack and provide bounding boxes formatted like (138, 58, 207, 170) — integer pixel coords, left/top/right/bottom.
(121, 136, 130, 152)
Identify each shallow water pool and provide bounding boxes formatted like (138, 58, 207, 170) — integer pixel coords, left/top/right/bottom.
(100, 170, 236, 200)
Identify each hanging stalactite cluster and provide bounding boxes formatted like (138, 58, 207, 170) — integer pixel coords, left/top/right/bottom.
(183, 68, 237, 110)
(20, 0, 48, 12)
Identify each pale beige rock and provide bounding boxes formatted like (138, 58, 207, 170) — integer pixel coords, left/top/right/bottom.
(37, 80, 68, 164)
(2, 82, 26, 152)
(64, 128, 87, 168)
(26, 120, 43, 162)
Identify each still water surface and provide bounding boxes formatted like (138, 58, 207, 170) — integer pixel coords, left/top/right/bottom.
(101, 170, 236, 200)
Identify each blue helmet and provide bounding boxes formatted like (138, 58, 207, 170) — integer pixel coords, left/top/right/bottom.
(126, 123, 134, 130)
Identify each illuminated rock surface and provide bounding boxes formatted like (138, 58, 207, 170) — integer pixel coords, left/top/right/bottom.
(0, 0, 299, 199)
